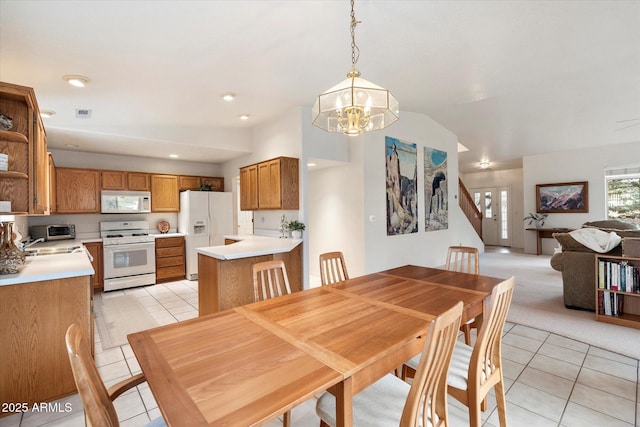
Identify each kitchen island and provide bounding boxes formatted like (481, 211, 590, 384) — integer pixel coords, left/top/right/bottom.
(196, 235, 302, 315)
(0, 252, 94, 414)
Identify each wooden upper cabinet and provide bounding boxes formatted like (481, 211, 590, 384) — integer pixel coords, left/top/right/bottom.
(56, 168, 100, 213)
(48, 153, 56, 214)
(179, 175, 201, 191)
(101, 170, 127, 190)
(101, 170, 150, 191)
(240, 157, 298, 211)
(32, 117, 49, 214)
(151, 174, 179, 212)
(0, 82, 50, 215)
(180, 175, 224, 191)
(240, 164, 258, 211)
(202, 176, 224, 191)
(128, 172, 150, 191)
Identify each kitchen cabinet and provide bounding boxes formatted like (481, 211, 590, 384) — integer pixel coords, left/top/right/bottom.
(201, 176, 224, 191)
(240, 157, 298, 211)
(84, 241, 103, 289)
(0, 274, 91, 408)
(101, 170, 127, 190)
(48, 152, 56, 213)
(151, 174, 179, 212)
(55, 168, 101, 213)
(128, 172, 151, 191)
(101, 170, 150, 191)
(179, 175, 201, 191)
(0, 82, 50, 215)
(155, 236, 185, 282)
(180, 175, 224, 191)
(239, 164, 258, 210)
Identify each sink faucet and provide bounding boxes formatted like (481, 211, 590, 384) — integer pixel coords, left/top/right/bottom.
(22, 237, 45, 250)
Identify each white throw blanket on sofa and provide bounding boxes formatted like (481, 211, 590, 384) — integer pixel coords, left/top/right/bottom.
(569, 228, 622, 253)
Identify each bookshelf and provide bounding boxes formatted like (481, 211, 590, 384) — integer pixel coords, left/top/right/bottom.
(595, 254, 640, 329)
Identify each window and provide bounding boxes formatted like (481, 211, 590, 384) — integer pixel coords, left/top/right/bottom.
(605, 166, 640, 224)
(500, 190, 509, 239)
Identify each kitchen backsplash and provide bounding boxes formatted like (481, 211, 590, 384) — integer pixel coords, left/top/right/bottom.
(27, 213, 179, 238)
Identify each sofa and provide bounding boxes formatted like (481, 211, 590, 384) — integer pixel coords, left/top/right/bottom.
(550, 220, 640, 311)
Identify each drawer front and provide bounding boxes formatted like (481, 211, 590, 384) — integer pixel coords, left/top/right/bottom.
(156, 246, 184, 258)
(157, 265, 185, 280)
(156, 255, 184, 268)
(155, 236, 184, 248)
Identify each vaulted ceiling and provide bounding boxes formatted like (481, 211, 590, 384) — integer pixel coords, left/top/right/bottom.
(1, 1, 639, 173)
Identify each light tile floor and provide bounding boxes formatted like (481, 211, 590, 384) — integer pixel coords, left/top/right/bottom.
(1, 278, 638, 427)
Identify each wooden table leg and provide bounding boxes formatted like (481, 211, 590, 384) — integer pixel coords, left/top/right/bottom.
(332, 377, 353, 427)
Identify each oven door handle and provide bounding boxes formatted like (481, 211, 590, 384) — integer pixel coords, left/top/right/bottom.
(104, 242, 155, 250)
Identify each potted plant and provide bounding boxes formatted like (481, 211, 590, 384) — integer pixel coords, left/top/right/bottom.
(288, 220, 305, 238)
(523, 212, 548, 228)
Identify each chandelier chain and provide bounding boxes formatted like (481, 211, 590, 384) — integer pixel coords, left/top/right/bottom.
(350, 0, 361, 70)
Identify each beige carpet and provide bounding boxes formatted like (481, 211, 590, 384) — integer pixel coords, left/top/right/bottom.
(94, 294, 158, 349)
(480, 251, 640, 359)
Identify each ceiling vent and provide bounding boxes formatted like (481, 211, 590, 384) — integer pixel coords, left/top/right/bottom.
(75, 109, 92, 119)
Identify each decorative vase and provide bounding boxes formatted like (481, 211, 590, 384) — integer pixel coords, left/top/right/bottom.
(0, 222, 26, 274)
(292, 230, 302, 239)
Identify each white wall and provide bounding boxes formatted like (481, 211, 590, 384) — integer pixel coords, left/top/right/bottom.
(523, 140, 640, 254)
(305, 110, 482, 279)
(461, 168, 525, 249)
(361, 111, 482, 272)
(307, 142, 366, 278)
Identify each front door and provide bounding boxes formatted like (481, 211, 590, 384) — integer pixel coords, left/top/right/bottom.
(471, 187, 511, 247)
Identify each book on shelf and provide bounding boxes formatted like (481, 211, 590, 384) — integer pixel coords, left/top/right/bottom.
(597, 258, 640, 293)
(598, 289, 624, 317)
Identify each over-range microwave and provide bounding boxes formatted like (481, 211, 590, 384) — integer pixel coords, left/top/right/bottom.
(101, 191, 151, 214)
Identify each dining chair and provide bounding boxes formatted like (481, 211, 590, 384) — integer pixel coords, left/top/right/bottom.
(316, 301, 463, 427)
(252, 259, 293, 302)
(319, 251, 349, 285)
(403, 277, 515, 427)
(445, 246, 480, 345)
(251, 259, 292, 427)
(65, 323, 166, 427)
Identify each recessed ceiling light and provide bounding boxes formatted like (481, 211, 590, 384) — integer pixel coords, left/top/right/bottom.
(239, 114, 250, 120)
(221, 92, 237, 102)
(40, 110, 56, 118)
(63, 75, 89, 87)
(479, 161, 490, 169)
(65, 143, 80, 148)
(169, 154, 179, 158)
(307, 162, 316, 167)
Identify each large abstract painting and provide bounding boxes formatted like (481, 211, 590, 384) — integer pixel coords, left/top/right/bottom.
(424, 147, 448, 231)
(386, 136, 418, 235)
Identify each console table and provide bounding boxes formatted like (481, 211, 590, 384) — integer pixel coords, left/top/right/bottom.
(526, 227, 573, 255)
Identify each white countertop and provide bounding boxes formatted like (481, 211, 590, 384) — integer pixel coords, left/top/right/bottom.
(197, 235, 302, 260)
(0, 252, 95, 286)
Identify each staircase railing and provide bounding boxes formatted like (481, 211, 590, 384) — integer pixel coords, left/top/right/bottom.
(459, 178, 483, 240)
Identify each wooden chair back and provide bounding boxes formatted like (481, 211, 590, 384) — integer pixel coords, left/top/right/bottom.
(445, 246, 479, 275)
(319, 251, 349, 285)
(472, 277, 514, 379)
(401, 301, 463, 427)
(252, 260, 292, 302)
(65, 323, 121, 427)
(461, 277, 514, 426)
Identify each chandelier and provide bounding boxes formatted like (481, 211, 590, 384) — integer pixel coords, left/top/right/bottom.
(312, 0, 399, 136)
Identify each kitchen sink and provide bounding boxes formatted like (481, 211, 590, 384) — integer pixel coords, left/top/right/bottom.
(24, 246, 83, 256)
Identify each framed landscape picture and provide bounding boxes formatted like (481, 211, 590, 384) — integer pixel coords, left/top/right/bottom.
(536, 181, 588, 213)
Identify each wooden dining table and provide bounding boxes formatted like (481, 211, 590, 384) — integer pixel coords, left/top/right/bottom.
(128, 265, 507, 426)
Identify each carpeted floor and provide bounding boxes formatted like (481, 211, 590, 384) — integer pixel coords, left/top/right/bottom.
(94, 294, 158, 349)
(480, 250, 640, 359)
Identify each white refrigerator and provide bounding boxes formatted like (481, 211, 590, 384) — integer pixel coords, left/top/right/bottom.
(178, 190, 234, 280)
